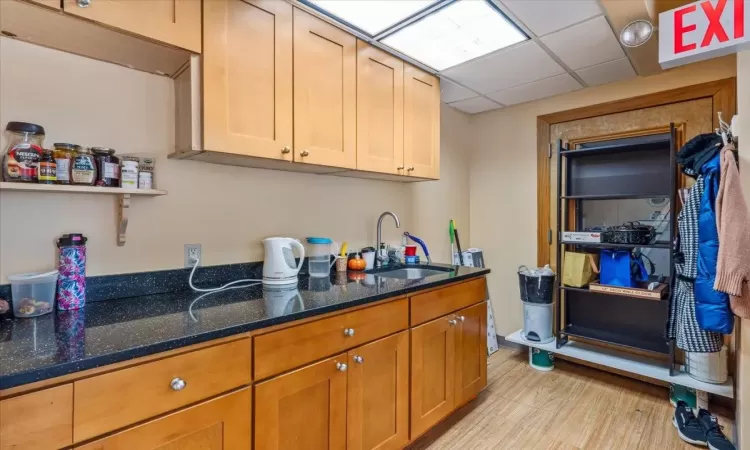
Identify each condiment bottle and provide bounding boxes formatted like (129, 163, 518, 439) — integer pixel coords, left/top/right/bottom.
(38, 150, 57, 184)
(71, 147, 97, 186)
(91, 147, 120, 187)
(52, 143, 76, 185)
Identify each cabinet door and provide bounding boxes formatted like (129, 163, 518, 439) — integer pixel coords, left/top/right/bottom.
(347, 332, 409, 450)
(203, 0, 293, 160)
(255, 353, 348, 450)
(403, 65, 440, 179)
(356, 41, 404, 175)
(75, 388, 251, 450)
(410, 315, 456, 439)
(30, 0, 61, 9)
(293, 8, 356, 169)
(63, 0, 201, 52)
(454, 302, 488, 405)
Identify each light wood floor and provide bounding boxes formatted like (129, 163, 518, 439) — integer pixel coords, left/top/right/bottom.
(409, 347, 734, 450)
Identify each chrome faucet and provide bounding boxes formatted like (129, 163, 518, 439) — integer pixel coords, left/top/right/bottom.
(376, 211, 400, 268)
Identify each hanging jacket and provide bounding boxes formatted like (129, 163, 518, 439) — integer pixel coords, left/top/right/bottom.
(695, 153, 733, 334)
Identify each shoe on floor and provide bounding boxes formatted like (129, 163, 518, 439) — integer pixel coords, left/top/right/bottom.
(697, 409, 735, 450)
(673, 400, 707, 446)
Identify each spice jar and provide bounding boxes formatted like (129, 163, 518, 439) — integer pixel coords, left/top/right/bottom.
(71, 147, 97, 186)
(52, 143, 77, 185)
(91, 147, 120, 187)
(3, 121, 45, 182)
(38, 150, 57, 184)
(121, 156, 139, 188)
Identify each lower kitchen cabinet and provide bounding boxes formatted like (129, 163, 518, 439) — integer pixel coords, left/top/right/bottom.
(75, 388, 252, 450)
(347, 332, 409, 450)
(410, 314, 457, 439)
(410, 302, 488, 439)
(455, 302, 488, 405)
(255, 353, 348, 450)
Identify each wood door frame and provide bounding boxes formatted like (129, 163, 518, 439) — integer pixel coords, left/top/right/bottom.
(536, 77, 736, 266)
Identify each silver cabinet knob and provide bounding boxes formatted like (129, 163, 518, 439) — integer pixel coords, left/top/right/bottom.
(407, 167, 415, 172)
(300, 150, 310, 157)
(77, 0, 91, 7)
(281, 146, 291, 154)
(170, 377, 186, 391)
(353, 355, 364, 364)
(457, 315, 465, 322)
(336, 362, 348, 372)
(343, 328, 355, 337)
(448, 319, 457, 326)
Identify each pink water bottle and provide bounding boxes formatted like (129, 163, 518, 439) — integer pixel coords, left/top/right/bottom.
(56, 233, 87, 310)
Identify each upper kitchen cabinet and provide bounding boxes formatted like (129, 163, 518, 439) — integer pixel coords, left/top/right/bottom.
(404, 65, 440, 180)
(202, 0, 293, 161)
(62, 0, 201, 53)
(293, 8, 357, 170)
(356, 41, 405, 176)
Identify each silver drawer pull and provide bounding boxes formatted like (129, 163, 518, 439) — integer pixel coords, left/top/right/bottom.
(448, 319, 457, 326)
(344, 328, 355, 337)
(336, 362, 348, 372)
(353, 355, 364, 364)
(170, 377, 187, 391)
(457, 315, 465, 322)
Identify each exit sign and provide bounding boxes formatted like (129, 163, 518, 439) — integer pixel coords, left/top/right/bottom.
(659, 0, 749, 68)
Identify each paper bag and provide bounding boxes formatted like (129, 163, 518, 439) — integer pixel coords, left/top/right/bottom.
(563, 252, 598, 287)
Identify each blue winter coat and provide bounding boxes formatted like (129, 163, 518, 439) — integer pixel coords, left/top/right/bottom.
(695, 153, 733, 334)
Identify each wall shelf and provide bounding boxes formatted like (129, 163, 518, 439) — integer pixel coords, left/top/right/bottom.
(560, 241, 671, 249)
(0, 182, 167, 246)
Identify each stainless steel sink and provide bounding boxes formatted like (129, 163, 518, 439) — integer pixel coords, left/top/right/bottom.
(372, 267, 451, 280)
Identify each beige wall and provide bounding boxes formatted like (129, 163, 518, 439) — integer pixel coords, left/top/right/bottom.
(469, 55, 737, 336)
(0, 38, 471, 282)
(736, 50, 749, 450)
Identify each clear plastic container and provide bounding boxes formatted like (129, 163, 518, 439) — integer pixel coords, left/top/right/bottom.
(8, 271, 58, 318)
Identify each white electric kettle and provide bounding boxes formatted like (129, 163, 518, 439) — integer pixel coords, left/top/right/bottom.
(262, 237, 305, 286)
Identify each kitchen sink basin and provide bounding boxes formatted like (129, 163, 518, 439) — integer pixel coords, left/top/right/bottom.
(371, 266, 452, 280)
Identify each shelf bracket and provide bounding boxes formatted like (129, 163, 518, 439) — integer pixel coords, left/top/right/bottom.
(118, 194, 131, 246)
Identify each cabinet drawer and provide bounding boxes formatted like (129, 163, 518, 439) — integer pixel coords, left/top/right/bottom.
(410, 278, 487, 326)
(255, 298, 408, 379)
(0, 384, 73, 450)
(73, 338, 251, 443)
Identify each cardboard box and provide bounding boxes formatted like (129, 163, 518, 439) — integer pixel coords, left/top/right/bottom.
(561, 231, 602, 243)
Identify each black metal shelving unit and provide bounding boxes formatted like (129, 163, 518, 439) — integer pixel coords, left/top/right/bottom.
(555, 124, 678, 375)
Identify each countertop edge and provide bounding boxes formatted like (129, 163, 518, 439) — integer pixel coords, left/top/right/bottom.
(0, 269, 490, 391)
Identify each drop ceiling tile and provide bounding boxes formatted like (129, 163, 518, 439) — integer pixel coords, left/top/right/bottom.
(501, 0, 602, 37)
(440, 78, 476, 103)
(576, 57, 637, 87)
(448, 97, 503, 114)
(540, 16, 625, 70)
(487, 73, 582, 106)
(441, 41, 565, 94)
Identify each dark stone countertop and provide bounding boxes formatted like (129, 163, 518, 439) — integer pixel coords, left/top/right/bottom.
(0, 264, 489, 390)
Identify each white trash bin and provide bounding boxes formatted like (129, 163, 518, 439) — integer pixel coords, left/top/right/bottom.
(521, 301, 554, 344)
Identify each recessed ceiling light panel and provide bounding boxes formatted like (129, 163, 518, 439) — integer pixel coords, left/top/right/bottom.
(307, 0, 436, 35)
(382, 0, 528, 71)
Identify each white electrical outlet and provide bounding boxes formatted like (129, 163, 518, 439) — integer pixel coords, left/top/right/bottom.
(185, 244, 201, 267)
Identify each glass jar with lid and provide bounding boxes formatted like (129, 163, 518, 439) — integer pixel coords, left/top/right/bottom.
(71, 147, 97, 186)
(3, 121, 45, 182)
(91, 147, 120, 187)
(52, 143, 78, 185)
